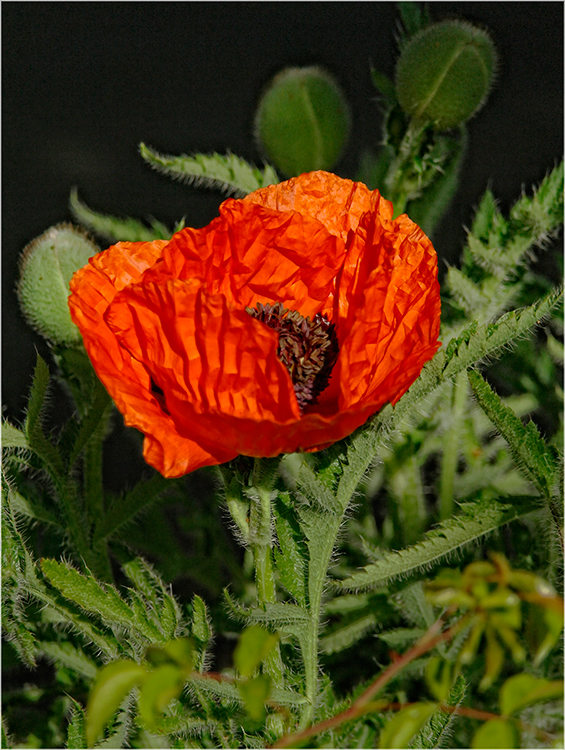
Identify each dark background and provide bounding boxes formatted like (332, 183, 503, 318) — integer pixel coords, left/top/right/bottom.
(3, 2, 563, 423)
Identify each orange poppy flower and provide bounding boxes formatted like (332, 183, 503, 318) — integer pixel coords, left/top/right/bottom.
(69, 171, 441, 478)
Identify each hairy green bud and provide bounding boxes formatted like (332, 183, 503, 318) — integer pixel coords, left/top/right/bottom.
(395, 20, 497, 130)
(17, 224, 99, 346)
(254, 66, 351, 177)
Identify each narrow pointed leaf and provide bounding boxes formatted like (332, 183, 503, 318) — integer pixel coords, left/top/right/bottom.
(274, 493, 308, 606)
(40, 558, 161, 641)
(411, 675, 467, 749)
(2, 422, 30, 451)
(320, 613, 378, 654)
(140, 142, 278, 196)
(40, 640, 98, 679)
(95, 473, 175, 541)
(468, 370, 559, 499)
(24, 356, 65, 476)
(336, 497, 536, 592)
(70, 188, 172, 242)
(66, 699, 87, 749)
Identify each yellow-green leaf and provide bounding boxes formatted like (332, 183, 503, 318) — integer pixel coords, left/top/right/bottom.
(500, 673, 564, 716)
(472, 719, 519, 748)
(238, 675, 272, 723)
(138, 664, 185, 730)
(234, 625, 279, 678)
(379, 703, 437, 748)
(86, 660, 147, 746)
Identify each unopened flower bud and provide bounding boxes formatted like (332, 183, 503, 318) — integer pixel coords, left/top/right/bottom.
(254, 66, 351, 177)
(17, 224, 99, 346)
(395, 20, 497, 130)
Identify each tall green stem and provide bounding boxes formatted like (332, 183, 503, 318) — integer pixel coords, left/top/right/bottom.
(248, 458, 285, 689)
(298, 511, 344, 730)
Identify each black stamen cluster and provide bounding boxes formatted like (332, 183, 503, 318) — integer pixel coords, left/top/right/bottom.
(246, 301, 339, 413)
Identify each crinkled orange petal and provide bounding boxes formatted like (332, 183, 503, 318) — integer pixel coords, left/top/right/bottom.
(333, 208, 441, 410)
(245, 170, 393, 244)
(69, 241, 237, 477)
(140, 199, 345, 320)
(69, 171, 441, 477)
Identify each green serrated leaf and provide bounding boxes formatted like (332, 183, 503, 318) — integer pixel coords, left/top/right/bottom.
(2, 422, 30, 451)
(500, 673, 564, 716)
(40, 640, 98, 679)
(86, 660, 147, 746)
(64, 380, 112, 472)
(378, 628, 426, 648)
(19, 576, 120, 660)
(123, 557, 181, 641)
(40, 558, 161, 642)
(66, 699, 87, 750)
(24, 356, 65, 477)
(95, 473, 174, 541)
(140, 143, 278, 197)
(410, 674, 467, 749)
(296, 462, 343, 514)
(379, 703, 438, 748)
(336, 497, 535, 592)
(70, 188, 173, 242)
(465, 163, 563, 279)
(190, 595, 209, 642)
(274, 493, 308, 606)
(188, 674, 307, 708)
(42, 558, 134, 623)
(469, 370, 559, 500)
(446, 267, 487, 317)
(224, 591, 309, 630)
(320, 613, 378, 655)
(95, 697, 134, 749)
(471, 188, 498, 241)
(8, 487, 59, 527)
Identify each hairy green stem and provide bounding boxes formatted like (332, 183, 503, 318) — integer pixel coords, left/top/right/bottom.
(299, 513, 344, 730)
(249, 458, 285, 691)
(439, 371, 468, 520)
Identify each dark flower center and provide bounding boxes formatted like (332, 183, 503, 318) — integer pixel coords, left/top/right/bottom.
(246, 301, 339, 413)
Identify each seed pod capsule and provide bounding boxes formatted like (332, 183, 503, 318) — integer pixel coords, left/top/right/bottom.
(17, 224, 99, 346)
(395, 20, 497, 130)
(254, 66, 351, 177)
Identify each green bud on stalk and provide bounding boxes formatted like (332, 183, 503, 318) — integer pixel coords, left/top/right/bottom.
(395, 20, 497, 130)
(254, 66, 351, 177)
(17, 224, 99, 346)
